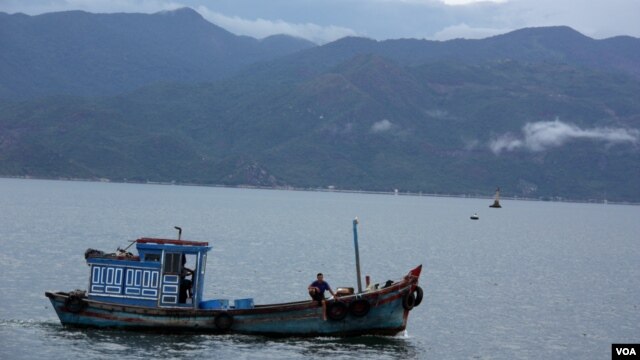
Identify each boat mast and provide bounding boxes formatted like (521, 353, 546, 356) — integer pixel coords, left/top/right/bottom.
(353, 217, 363, 293)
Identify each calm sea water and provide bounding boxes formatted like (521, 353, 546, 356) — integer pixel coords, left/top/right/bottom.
(0, 178, 638, 359)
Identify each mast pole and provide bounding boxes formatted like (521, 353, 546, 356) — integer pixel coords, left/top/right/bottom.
(353, 217, 363, 293)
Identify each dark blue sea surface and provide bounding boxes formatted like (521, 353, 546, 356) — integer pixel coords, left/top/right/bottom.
(0, 178, 638, 359)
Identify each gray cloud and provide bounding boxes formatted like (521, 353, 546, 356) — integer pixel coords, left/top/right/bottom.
(196, 6, 357, 44)
(431, 23, 512, 40)
(0, 0, 183, 14)
(489, 120, 640, 154)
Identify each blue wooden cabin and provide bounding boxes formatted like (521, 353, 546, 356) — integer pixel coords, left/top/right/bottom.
(85, 238, 211, 308)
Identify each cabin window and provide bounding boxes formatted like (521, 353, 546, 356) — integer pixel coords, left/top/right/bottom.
(145, 253, 160, 262)
(163, 253, 181, 274)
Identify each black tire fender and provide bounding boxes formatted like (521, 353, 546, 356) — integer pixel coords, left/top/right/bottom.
(413, 286, 423, 307)
(349, 299, 371, 317)
(326, 301, 348, 321)
(402, 291, 415, 311)
(214, 312, 233, 330)
(64, 295, 86, 313)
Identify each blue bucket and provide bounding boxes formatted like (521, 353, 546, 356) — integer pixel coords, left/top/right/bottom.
(199, 299, 229, 310)
(234, 298, 254, 309)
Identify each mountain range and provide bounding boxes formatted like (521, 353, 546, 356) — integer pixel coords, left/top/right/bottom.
(1, 8, 639, 202)
(0, 8, 314, 99)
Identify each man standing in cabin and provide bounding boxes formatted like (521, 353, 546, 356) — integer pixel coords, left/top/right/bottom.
(179, 255, 194, 303)
(309, 273, 336, 301)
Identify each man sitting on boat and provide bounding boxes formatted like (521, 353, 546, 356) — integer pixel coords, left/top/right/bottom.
(308, 273, 336, 304)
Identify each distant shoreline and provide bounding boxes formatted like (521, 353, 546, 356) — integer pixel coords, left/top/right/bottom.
(1, 175, 636, 206)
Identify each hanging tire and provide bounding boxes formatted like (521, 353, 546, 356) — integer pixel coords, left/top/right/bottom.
(349, 299, 370, 317)
(326, 301, 348, 321)
(214, 312, 233, 330)
(413, 286, 423, 307)
(64, 295, 86, 313)
(402, 291, 415, 311)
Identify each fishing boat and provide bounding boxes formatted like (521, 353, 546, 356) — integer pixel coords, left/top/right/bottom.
(45, 221, 424, 337)
(489, 187, 502, 208)
(470, 213, 479, 220)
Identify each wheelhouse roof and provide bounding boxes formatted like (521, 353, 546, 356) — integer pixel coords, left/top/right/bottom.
(135, 238, 211, 253)
(136, 238, 209, 247)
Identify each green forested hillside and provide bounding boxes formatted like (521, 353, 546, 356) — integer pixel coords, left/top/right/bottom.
(2, 55, 639, 201)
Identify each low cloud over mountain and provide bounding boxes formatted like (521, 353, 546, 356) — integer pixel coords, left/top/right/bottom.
(489, 120, 640, 154)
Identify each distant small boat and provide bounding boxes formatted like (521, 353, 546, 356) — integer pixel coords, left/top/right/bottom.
(489, 187, 502, 208)
(470, 213, 479, 220)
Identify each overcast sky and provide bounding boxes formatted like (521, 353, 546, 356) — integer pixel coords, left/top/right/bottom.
(2, 0, 639, 44)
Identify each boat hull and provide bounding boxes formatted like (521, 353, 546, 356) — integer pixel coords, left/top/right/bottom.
(45, 268, 422, 337)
